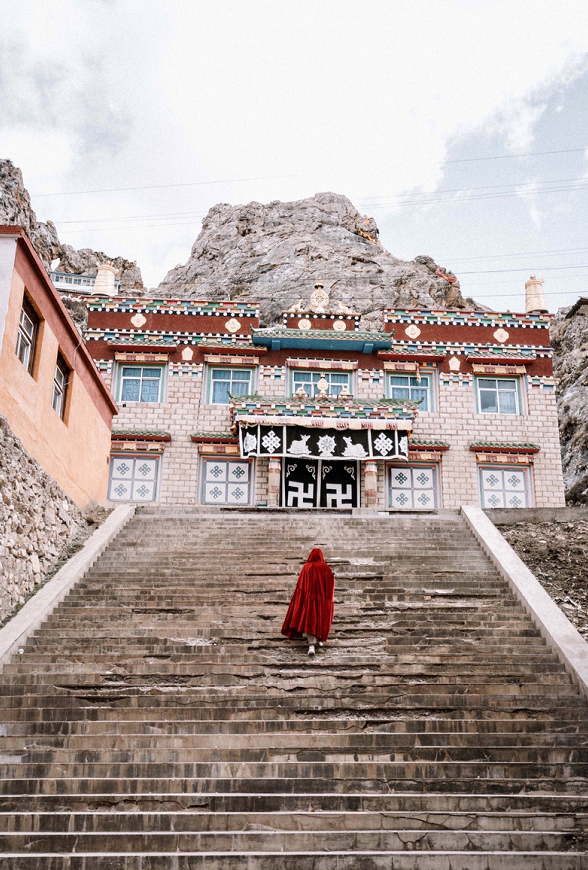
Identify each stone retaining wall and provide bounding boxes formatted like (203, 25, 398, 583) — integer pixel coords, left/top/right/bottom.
(0, 414, 87, 623)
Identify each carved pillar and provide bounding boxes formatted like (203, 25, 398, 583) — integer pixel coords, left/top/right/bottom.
(364, 460, 378, 508)
(268, 457, 281, 507)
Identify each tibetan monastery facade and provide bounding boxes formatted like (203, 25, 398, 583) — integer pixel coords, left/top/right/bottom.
(83, 282, 565, 511)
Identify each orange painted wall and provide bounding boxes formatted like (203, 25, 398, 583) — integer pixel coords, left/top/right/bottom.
(0, 251, 113, 508)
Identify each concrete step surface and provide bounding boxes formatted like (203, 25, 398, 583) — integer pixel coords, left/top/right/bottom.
(1, 510, 588, 868)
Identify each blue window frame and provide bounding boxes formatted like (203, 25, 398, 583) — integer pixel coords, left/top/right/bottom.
(209, 368, 252, 404)
(119, 365, 164, 403)
(476, 377, 520, 415)
(291, 370, 350, 397)
(387, 372, 433, 412)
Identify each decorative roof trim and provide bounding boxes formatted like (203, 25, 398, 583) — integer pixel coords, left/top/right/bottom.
(197, 341, 265, 354)
(409, 438, 450, 450)
(114, 352, 169, 362)
(471, 364, 527, 375)
(379, 350, 446, 361)
(86, 297, 260, 316)
(286, 358, 358, 371)
(469, 442, 540, 454)
(191, 433, 239, 444)
(111, 430, 172, 442)
(204, 354, 260, 366)
(235, 415, 413, 431)
(384, 308, 552, 328)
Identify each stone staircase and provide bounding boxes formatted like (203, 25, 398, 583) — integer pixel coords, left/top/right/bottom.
(1, 509, 588, 868)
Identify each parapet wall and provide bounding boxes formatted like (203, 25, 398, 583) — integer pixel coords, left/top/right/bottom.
(0, 414, 86, 623)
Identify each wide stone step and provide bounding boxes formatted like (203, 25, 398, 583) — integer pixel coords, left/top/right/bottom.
(2, 772, 588, 796)
(3, 851, 588, 869)
(3, 808, 588, 833)
(1, 828, 587, 853)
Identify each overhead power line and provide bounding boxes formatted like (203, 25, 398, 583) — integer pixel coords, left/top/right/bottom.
(32, 174, 293, 197)
(31, 146, 588, 197)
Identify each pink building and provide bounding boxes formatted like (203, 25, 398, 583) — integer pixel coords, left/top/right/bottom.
(0, 227, 117, 508)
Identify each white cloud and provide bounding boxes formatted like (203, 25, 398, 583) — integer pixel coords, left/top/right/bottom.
(2, 0, 588, 285)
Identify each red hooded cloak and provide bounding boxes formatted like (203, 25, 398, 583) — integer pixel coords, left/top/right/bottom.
(281, 548, 335, 643)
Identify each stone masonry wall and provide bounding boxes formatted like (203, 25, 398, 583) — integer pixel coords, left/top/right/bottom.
(0, 414, 87, 623)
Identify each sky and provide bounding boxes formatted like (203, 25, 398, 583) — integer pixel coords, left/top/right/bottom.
(2, 0, 588, 312)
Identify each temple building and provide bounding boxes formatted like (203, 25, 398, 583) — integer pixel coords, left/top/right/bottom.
(81, 278, 565, 511)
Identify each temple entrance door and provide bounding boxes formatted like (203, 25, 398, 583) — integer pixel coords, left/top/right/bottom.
(282, 458, 359, 508)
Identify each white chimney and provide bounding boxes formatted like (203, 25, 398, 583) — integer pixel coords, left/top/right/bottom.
(93, 263, 117, 297)
(525, 275, 547, 314)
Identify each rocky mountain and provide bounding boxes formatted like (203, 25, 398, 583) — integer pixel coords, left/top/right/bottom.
(157, 192, 473, 328)
(551, 301, 588, 504)
(0, 159, 143, 291)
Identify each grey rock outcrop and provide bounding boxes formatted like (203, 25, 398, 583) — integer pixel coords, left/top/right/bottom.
(551, 300, 588, 504)
(0, 415, 86, 624)
(157, 192, 470, 327)
(0, 159, 144, 291)
(0, 160, 61, 267)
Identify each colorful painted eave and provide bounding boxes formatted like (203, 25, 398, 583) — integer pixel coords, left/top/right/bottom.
(384, 308, 552, 328)
(86, 297, 260, 317)
(191, 432, 239, 444)
(111, 430, 172, 441)
(251, 327, 392, 353)
(409, 438, 450, 450)
(381, 342, 551, 359)
(230, 394, 419, 420)
(469, 441, 540, 453)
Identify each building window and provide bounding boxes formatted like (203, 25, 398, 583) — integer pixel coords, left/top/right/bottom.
(479, 465, 532, 508)
(387, 372, 433, 411)
(209, 368, 252, 404)
(109, 454, 160, 502)
(119, 365, 164, 403)
(201, 458, 252, 504)
(291, 370, 350, 397)
(388, 463, 439, 510)
(15, 299, 39, 374)
(51, 354, 70, 419)
(476, 377, 520, 414)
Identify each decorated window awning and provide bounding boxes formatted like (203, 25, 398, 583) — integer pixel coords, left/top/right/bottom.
(251, 327, 393, 354)
(191, 432, 240, 455)
(471, 363, 527, 375)
(470, 442, 540, 465)
(239, 423, 409, 461)
(286, 358, 358, 371)
(111, 430, 171, 452)
(203, 353, 260, 366)
(466, 348, 537, 363)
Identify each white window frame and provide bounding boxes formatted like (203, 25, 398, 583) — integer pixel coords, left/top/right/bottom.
(108, 454, 161, 503)
(200, 456, 254, 505)
(51, 355, 69, 419)
(386, 371, 435, 412)
(208, 367, 253, 405)
(475, 376, 521, 415)
(290, 369, 351, 398)
(387, 462, 440, 510)
(15, 301, 38, 374)
(478, 464, 533, 509)
(118, 364, 165, 404)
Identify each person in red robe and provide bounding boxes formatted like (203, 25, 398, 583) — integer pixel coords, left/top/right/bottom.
(281, 548, 335, 655)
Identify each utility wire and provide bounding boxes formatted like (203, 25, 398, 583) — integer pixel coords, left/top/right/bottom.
(31, 147, 588, 198)
(32, 174, 293, 197)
